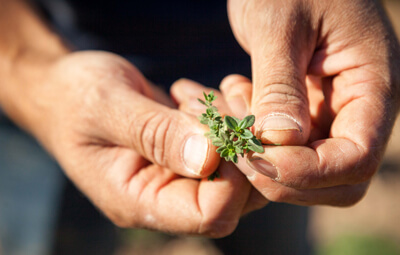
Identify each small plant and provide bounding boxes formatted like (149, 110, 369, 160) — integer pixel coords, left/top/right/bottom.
(198, 91, 264, 180)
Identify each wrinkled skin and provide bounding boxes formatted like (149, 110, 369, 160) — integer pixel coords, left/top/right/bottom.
(1, 0, 399, 239)
(21, 51, 267, 237)
(223, 0, 400, 206)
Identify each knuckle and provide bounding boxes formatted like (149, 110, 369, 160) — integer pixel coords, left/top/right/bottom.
(255, 71, 308, 105)
(260, 87, 307, 108)
(130, 111, 175, 165)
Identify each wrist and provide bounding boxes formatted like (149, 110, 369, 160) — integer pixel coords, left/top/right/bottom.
(0, 0, 70, 136)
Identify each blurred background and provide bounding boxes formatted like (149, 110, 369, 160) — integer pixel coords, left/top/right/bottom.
(2, 1, 400, 255)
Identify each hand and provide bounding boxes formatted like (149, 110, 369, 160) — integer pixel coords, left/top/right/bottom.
(21, 51, 265, 236)
(228, 0, 400, 206)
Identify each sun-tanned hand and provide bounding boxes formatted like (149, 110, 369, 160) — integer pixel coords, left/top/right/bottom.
(227, 0, 400, 206)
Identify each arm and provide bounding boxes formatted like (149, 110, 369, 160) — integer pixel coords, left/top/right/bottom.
(0, 0, 69, 138)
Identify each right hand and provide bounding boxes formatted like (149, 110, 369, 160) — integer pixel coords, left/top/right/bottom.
(227, 0, 400, 206)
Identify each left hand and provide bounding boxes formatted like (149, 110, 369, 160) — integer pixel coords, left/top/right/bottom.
(11, 51, 266, 236)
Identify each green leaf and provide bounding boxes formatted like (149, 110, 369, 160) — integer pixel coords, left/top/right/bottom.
(224, 116, 238, 130)
(234, 139, 244, 146)
(198, 116, 209, 124)
(239, 115, 255, 129)
(231, 154, 238, 163)
(197, 98, 206, 106)
(203, 91, 208, 100)
(220, 148, 230, 158)
(232, 116, 241, 124)
(207, 91, 217, 102)
(247, 138, 264, 153)
(200, 119, 209, 125)
(212, 138, 224, 147)
(220, 130, 229, 141)
(204, 132, 214, 138)
(216, 146, 226, 153)
(235, 146, 243, 154)
(207, 171, 220, 181)
(214, 116, 222, 122)
(206, 108, 214, 117)
(198, 91, 265, 173)
(241, 129, 254, 139)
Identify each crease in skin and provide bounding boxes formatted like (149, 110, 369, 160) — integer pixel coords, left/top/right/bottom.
(135, 111, 156, 158)
(137, 110, 173, 166)
(196, 180, 206, 235)
(126, 166, 152, 207)
(127, 166, 176, 228)
(154, 114, 173, 167)
(147, 113, 166, 164)
(153, 170, 179, 200)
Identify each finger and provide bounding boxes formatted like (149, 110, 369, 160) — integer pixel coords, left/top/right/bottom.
(250, 42, 312, 146)
(236, 157, 369, 207)
(234, 3, 318, 145)
(245, 138, 374, 189)
(251, 64, 395, 189)
(245, 67, 394, 189)
(109, 156, 251, 237)
(220, 74, 252, 119)
(92, 75, 220, 178)
(170, 78, 232, 116)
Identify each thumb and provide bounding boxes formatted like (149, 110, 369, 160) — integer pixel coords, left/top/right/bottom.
(251, 50, 311, 145)
(229, 2, 317, 145)
(249, 33, 314, 145)
(100, 84, 220, 178)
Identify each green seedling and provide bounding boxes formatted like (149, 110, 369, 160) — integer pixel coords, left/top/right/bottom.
(198, 91, 264, 180)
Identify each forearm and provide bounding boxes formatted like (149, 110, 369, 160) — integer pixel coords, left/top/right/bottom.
(0, 0, 69, 133)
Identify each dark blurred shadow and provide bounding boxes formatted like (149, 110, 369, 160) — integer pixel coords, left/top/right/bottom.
(51, 179, 119, 255)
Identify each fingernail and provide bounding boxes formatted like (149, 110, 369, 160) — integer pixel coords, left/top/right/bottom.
(260, 114, 302, 142)
(247, 157, 278, 179)
(261, 114, 301, 131)
(183, 134, 209, 175)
